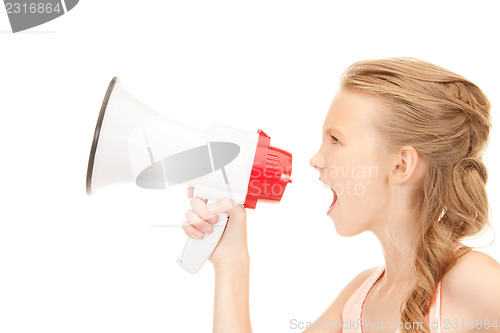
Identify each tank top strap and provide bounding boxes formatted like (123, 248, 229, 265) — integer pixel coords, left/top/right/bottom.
(427, 241, 465, 333)
(342, 265, 385, 333)
(427, 280, 442, 333)
(343, 242, 465, 333)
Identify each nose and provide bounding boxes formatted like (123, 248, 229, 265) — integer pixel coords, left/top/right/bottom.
(309, 150, 325, 170)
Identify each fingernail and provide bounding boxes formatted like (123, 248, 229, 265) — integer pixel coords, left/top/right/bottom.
(193, 231, 203, 239)
(207, 215, 218, 224)
(203, 225, 212, 233)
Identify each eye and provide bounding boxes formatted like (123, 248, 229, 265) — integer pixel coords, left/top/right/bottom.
(330, 135, 339, 144)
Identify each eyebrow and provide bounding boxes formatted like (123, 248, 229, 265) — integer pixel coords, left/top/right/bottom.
(324, 127, 345, 139)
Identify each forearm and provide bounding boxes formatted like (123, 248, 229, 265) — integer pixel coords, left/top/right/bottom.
(213, 258, 252, 333)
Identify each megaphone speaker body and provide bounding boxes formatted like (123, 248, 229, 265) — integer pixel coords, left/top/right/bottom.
(87, 77, 292, 274)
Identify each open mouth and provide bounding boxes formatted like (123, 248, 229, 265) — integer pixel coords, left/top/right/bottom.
(320, 179, 338, 215)
(327, 187, 338, 215)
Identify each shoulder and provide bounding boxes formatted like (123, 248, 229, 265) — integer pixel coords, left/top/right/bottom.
(443, 249, 500, 300)
(441, 250, 500, 329)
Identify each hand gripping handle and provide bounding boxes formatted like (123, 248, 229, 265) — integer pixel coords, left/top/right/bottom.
(177, 199, 228, 274)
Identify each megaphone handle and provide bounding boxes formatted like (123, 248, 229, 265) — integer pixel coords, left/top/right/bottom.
(177, 199, 228, 274)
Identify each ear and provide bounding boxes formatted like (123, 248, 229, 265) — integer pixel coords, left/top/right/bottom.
(389, 146, 420, 185)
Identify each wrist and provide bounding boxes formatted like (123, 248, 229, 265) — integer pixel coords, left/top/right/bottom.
(213, 254, 250, 274)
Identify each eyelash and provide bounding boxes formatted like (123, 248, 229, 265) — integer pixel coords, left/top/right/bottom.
(330, 135, 339, 144)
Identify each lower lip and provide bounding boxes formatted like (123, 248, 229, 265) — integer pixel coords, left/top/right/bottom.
(327, 188, 337, 215)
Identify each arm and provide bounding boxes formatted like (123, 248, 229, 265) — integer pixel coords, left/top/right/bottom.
(182, 191, 377, 333)
(213, 258, 252, 333)
(182, 192, 252, 333)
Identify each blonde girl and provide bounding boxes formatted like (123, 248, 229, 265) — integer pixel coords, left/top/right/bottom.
(182, 58, 500, 333)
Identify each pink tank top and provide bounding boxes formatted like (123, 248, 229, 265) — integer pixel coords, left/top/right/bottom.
(341, 242, 464, 333)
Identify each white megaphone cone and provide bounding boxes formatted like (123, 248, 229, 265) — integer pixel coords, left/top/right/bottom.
(86, 77, 292, 274)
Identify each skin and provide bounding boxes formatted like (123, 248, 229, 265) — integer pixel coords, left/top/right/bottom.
(182, 88, 500, 333)
(309, 88, 427, 286)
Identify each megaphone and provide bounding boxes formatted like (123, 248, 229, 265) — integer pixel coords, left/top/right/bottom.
(86, 77, 292, 274)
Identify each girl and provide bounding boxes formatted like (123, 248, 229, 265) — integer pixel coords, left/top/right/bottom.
(181, 58, 500, 333)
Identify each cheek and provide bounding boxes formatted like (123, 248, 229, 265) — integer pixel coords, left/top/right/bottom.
(332, 179, 386, 236)
(335, 159, 387, 218)
(333, 155, 383, 195)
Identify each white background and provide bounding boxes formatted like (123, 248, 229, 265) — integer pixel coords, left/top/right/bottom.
(1, 1, 499, 332)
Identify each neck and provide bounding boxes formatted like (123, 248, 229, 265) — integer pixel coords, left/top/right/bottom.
(370, 207, 420, 288)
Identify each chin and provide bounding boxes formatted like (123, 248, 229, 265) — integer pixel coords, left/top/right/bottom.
(331, 218, 364, 237)
(330, 208, 367, 237)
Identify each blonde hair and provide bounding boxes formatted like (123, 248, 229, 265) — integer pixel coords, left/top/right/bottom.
(340, 58, 492, 333)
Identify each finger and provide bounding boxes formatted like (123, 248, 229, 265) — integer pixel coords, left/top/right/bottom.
(187, 186, 194, 198)
(184, 209, 214, 234)
(207, 197, 245, 219)
(189, 197, 218, 224)
(181, 221, 204, 240)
